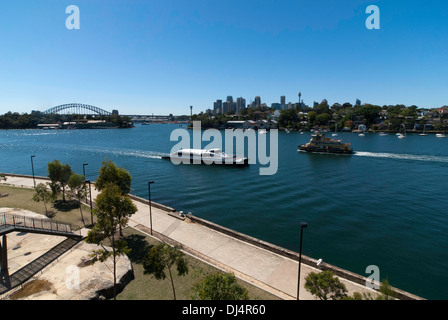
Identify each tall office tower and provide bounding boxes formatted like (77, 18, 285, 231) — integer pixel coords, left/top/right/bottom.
(231, 102, 237, 113)
(255, 96, 261, 107)
(280, 96, 286, 106)
(236, 97, 246, 114)
(214, 99, 223, 114)
(227, 96, 233, 103)
(222, 101, 230, 114)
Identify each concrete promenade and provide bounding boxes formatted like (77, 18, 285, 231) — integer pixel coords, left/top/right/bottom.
(1, 174, 422, 300)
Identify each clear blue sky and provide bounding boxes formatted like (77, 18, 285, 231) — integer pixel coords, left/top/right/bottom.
(0, 0, 447, 115)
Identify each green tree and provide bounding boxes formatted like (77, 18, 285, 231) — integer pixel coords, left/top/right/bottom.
(278, 109, 299, 129)
(314, 101, 331, 115)
(315, 113, 332, 126)
(85, 183, 136, 300)
(68, 173, 87, 224)
(47, 160, 72, 202)
(96, 159, 132, 195)
(307, 111, 317, 125)
(377, 279, 397, 300)
(304, 271, 348, 300)
(192, 272, 249, 300)
(356, 104, 382, 128)
(32, 183, 53, 215)
(143, 243, 189, 300)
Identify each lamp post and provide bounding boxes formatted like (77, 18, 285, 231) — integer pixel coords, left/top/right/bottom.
(83, 163, 88, 203)
(297, 221, 308, 300)
(148, 180, 155, 235)
(86, 180, 93, 226)
(83, 163, 88, 179)
(31, 155, 36, 187)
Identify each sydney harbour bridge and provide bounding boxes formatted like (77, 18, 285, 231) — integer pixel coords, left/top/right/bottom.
(41, 103, 175, 122)
(42, 103, 114, 116)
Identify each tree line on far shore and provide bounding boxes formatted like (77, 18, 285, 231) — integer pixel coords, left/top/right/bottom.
(193, 102, 448, 132)
(278, 102, 448, 132)
(0, 111, 133, 129)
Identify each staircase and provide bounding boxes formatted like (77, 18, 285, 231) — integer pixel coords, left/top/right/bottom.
(0, 237, 83, 296)
(0, 213, 84, 297)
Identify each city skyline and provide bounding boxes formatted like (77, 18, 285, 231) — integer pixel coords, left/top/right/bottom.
(209, 94, 327, 116)
(1, 1, 447, 116)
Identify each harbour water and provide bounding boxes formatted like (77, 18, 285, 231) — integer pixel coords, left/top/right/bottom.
(1, 125, 448, 299)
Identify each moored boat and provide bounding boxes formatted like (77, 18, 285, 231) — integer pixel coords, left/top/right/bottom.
(298, 131, 354, 154)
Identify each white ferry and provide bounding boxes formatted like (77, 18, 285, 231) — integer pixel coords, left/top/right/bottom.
(162, 148, 249, 166)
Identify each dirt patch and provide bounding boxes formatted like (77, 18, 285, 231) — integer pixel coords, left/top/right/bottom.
(10, 280, 55, 300)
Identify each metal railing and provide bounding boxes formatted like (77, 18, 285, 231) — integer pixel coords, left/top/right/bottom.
(0, 213, 81, 238)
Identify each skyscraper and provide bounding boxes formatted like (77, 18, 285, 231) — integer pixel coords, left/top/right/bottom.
(236, 97, 246, 114)
(214, 99, 223, 114)
(280, 96, 286, 106)
(255, 96, 261, 107)
(223, 102, 230, 114)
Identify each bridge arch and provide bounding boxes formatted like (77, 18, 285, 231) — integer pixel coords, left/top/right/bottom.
(43, 103, 112, 116)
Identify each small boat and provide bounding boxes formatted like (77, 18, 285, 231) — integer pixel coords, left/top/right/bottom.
(419, 125, 427, 136)
(162, 148, 249, 166)
(436, 133, 446, 138)
(332, 123, 338, 137)
(298, 131, 354, 155)
(379, 132, 388, 136)
(398, 124, 407, 139)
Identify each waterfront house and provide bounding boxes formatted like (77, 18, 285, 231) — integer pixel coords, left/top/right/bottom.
(226, 120, 256, 130)
(257, 119, 278, 130)
(37, 123, 60, 130)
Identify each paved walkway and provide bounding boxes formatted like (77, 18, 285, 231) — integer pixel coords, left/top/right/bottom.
(1, 175, 416, 300)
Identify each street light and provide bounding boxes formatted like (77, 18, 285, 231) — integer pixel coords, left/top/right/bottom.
(148, 181, 155, 235)
(83, 163, 88, 178)
(31, 155, 36, 187)
(86, 180, 93, 226)
(83, 163, 88, 203)
(297, 221, 308, 300)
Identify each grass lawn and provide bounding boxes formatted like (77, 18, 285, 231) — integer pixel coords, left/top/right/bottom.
(0, 184, 93, 229)
(117, 227, 281, 300)
(1, 184, 281, 300)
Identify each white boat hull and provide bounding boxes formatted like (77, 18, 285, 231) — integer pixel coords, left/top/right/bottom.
(162, 149, 249, 166)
